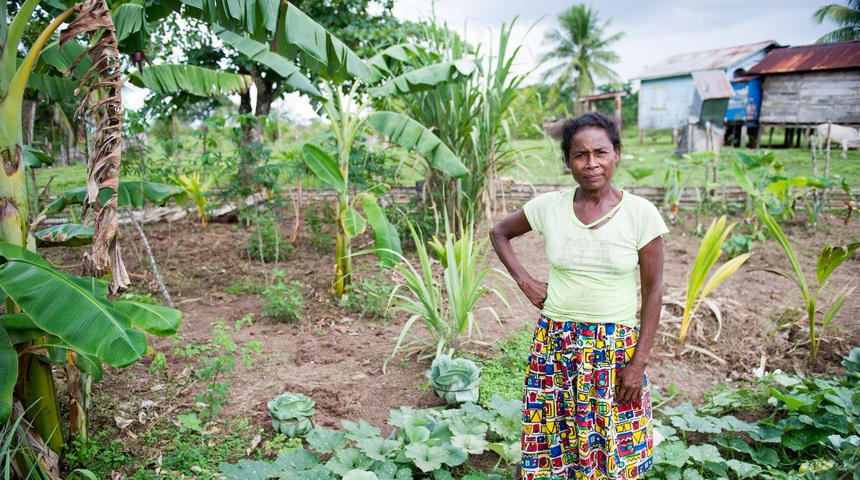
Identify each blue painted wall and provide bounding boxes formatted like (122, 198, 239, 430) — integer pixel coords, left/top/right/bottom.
(726, 78, 762, 125)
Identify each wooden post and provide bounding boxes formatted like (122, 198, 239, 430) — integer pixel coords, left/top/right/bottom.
(639, 129, 645, 144)
(740, 125, 748, 148)
(825, 121, 831, 177)
(767, 127, 775, 148)
(614, 95, 623, 131)
(672, 128, 679, 145)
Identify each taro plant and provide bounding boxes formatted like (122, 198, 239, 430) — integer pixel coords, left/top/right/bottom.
(426, 355, 482, 405)
(268, 392, 315, 438)
(384, 217, 510, 367)
(757, 206, 859, 364)
(674, 216, 752, 357)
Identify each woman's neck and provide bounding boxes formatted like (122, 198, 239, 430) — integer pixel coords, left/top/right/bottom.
(575, 185, 618, 205)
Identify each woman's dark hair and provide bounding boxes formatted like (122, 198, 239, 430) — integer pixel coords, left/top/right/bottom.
(560, 112, 622, 161)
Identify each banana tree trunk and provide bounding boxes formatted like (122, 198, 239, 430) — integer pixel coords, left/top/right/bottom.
(333, 192, 351, 297)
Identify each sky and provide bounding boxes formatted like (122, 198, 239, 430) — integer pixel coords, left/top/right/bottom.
(124, 0, 837, 118)
(391, 0, 834, 83)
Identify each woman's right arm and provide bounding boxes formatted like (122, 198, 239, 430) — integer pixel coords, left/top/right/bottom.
(489, 209, 548, 309)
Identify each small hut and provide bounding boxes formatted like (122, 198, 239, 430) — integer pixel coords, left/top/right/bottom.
(635, 40, 778, 153)
(747, 40, 860, 148)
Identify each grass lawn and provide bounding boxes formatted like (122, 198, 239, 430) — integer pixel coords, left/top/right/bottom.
(35, 127, 860, 195)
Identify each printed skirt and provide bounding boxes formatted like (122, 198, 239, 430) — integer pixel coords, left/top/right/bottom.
(521, 316, 653, 480)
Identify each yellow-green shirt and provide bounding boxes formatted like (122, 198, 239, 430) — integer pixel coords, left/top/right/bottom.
(523, 188, 668, 327)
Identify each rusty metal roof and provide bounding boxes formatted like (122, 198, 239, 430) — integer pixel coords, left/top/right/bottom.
(748, 40, 860, 74)
(692, 70, 734, 99)
(637, 40, 778, 80)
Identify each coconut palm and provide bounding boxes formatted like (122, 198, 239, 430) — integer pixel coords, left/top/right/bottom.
(541, 4, 623, 99)
(813, 0, 860, 42)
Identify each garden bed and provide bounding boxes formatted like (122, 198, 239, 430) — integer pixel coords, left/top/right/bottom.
(42, 206, 859, 478)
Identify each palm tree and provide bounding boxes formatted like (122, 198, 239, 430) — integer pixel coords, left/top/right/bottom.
(813, 0, 860, 42)
(541, 4, 623, 100)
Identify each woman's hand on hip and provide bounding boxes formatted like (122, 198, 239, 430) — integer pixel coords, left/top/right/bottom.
(519, 277, 548, 309)
(615, 361, 646, 405)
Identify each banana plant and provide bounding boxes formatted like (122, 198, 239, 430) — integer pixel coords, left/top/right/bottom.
(167, 0, 471, 296)
(172, 172, 213, 228)
(675, 216, 752, 357)
(0, 0, 185, 470)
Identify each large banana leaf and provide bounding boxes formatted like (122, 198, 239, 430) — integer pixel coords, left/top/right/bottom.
(114, 301, 181, 337)
(301, 144, 346, 193)
(36, 40, 90, 75)
(214, 27, 320, 98)
(0, 313, 45, 344)
(0, 243, 147, 368)
(0, 326, 15, 422)
(22, 145, 54, 169)
(34, 224, 94, 248)
(276, 2, 373, 83)
(46, 341, 104, 382)
(129, 64, 252, 97)
(367, 112, 468, 178)
(175, 0, 371, 83)
(368, 59, 479, 97)
(113, 3, 146, 42)
(362, 195, 401, 267)
(47, 181, 188, 212)
(26, 71, 80, 100)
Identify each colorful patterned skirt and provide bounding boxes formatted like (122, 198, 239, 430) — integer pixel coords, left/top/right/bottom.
(521, 316, 653, 480)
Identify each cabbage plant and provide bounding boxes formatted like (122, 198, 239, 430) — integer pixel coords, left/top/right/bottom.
(268, 392, 316, 437)
(426, 355, 481, 405)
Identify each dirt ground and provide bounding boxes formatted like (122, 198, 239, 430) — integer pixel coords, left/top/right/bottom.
(43, 203, 860, 446)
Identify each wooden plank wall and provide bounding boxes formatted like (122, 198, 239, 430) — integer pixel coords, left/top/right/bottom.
(759, 71, 860, 125)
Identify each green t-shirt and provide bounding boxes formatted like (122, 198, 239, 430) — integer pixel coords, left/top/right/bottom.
(523, 188, 669, 327)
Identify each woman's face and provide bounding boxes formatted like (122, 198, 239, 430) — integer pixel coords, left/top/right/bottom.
(564, 126, 619, 193)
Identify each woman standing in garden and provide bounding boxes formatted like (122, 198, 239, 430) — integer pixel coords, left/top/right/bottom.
(490, 112, 667, 480)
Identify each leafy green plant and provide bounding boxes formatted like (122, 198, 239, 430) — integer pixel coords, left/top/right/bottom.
(722, 232, 758, 260)
(262, 273, 305, 323)
(220, 395, 523, 479)
(173, 315, 261, 424)
(340, 272, 394, 322)
(306, 202, 336, 255)
(662, 158, 689, 217)
(246, 216, 293, 263)
(385, 217, 510, 366)
(674, 216, 752, 356)
(757, 206, 859, 364)
(427, 355, 482, 405)
(268, 392, 316, 438)
(652, 348, 860, 479)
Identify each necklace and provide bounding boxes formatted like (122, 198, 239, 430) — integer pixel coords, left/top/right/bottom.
(574, 189, 625, 229)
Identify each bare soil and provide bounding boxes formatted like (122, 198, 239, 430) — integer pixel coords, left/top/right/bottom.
(43, 205, 860, 465)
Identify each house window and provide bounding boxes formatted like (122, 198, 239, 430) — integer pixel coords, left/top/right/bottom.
(651, 86, 667, 111)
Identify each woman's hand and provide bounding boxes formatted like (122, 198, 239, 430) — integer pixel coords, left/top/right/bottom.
(519, 277, 548, 309)
(615, 361, 646, 405)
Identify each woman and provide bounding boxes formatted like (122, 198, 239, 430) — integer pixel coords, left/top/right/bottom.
(490, 112, 667, 480)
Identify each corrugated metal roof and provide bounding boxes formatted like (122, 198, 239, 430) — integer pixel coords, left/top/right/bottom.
(692, 70, 734, 99)
(748, 40, 860, 74)
(637, 40, 778, 80)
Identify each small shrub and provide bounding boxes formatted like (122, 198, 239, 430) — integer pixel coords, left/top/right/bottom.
(263, 272, 305, 323)
(339, 272, 394, 321)
(245, 216, 293, 262)
(306, 203, 335, 254)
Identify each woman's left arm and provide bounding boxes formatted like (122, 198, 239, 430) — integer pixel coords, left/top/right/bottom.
(615, 235, 664, 405)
